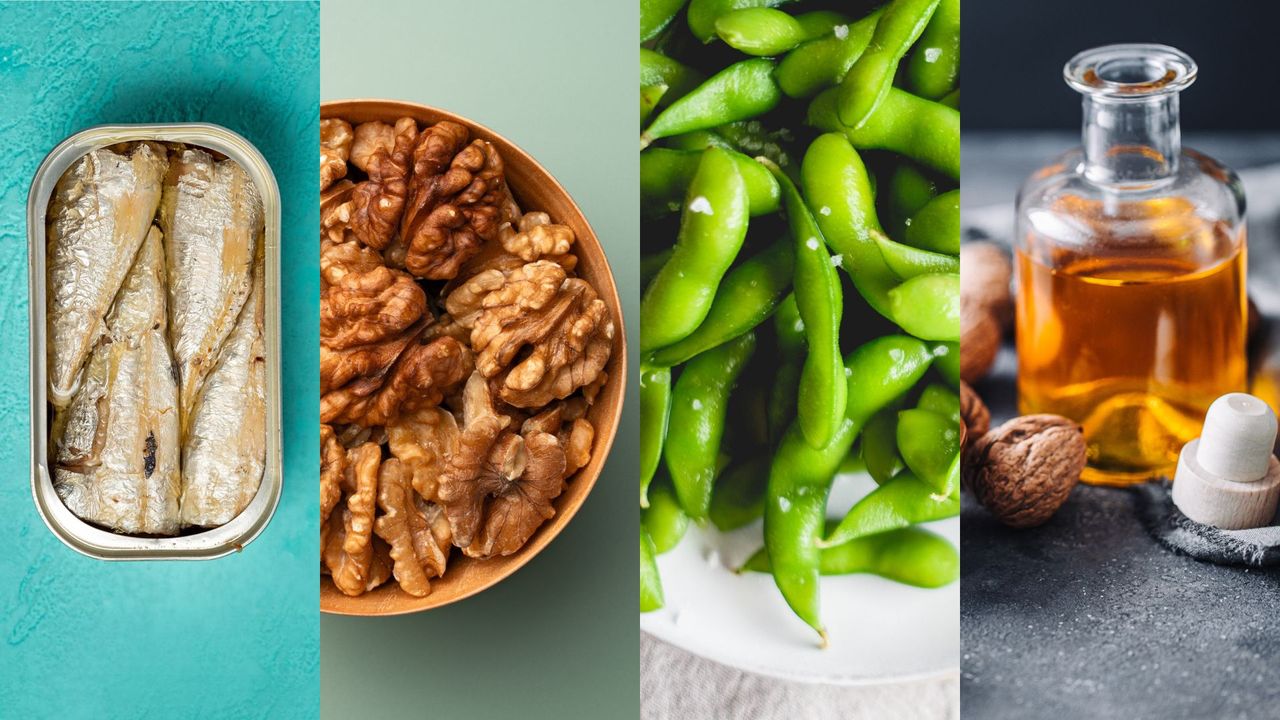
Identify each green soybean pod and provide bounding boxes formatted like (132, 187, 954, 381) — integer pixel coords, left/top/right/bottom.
(641, 83, 667, 123)
(775, 9, 883, 99)
(709, 459, 769, 531)
(887, 272, 960, 341)
(907, 0, 960, 100)
(810, 86, 960, 179)
(766, 335, 935, 643)
(641, 147, 749, 353)
(641, 49, 706, 107)
(932, 342, 961, 387)
(641, 147, 781, 218)
(664, 332, 757, 519)
(800, 134, 897, 318)
(837, 0, 941, 128)
(862, 404, 904, 485)
(794, 10, 852, 38)
(644, 479, 691, 554)
(873, 230, 960, 279)
(641, 529, 665, 612)
(822, 470, 960, 547)
(766, 159, 845, 450)
(688, 0, 792, 43)
(742, 527, 959, 587)
(886, 163, 938, 241)
(905, 189, 960, 255)
(640, 364, 673, 506)
(642, 59, 782, 149)
(939, 88, 960, 109)
(896, 408, 961, 493)
(649, 238, 792, 367)
(642, 0, 690, 42)
(715, 7, 805, 56)
(917, 382, 961, 424)
(768, 294, 805, 442)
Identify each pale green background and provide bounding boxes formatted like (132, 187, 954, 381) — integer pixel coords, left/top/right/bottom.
(319, 1, 640, 718)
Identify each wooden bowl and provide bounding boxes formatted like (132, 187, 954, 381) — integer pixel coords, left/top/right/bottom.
(320, 100, 627, 616)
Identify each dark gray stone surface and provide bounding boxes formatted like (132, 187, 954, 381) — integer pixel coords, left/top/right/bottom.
(962, 135, 1280, 719)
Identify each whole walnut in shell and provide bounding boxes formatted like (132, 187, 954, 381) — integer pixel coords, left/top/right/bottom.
(964, 414, 1085, 528)
(959, 381, 990, 448)
(400, 122, 512, 280)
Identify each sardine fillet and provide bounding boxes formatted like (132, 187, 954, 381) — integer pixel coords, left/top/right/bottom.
(158, 148, 263, 428)
(46, 143, 168, 406)
(52, 227, 181, 535)
(180, 240, 266, 527)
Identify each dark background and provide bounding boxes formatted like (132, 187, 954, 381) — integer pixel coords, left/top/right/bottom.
(963, 0, 1280, 130)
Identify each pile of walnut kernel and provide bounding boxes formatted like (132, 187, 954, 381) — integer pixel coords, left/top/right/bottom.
(318, 116, 615, 597)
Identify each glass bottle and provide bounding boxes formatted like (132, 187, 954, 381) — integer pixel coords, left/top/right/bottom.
(1015, 44, 1248, 486)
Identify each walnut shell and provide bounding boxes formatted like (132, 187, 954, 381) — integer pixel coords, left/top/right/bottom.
(960, 300, 1001, 383)
(960, 241, 1013, 330)
(959, 381, 990, 448)
(964, 414, 1085, 529)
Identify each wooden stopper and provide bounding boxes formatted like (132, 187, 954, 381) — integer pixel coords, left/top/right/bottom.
(1173, 393, 1280, 530)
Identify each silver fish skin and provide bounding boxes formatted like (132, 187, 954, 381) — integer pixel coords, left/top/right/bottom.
(46, 143, 168, 406)
(52, 226, 182, 535)
(158, 148, 263, 429)
(180, 241, 266, 527)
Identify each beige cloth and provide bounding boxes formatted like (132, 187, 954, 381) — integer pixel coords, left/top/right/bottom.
(642, 634, 959, 719)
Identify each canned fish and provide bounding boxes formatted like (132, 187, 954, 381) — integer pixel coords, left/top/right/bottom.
(28, 123, 282, 560)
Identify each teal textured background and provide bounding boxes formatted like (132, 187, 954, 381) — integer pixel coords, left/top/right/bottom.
(0, 2, 319, 718)
(319, 1, 640, 718)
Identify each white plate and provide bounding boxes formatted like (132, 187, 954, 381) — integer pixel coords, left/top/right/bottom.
(641, 471, 960, 685)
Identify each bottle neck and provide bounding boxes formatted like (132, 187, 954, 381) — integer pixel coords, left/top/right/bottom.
(1081, 93, 1181, 185)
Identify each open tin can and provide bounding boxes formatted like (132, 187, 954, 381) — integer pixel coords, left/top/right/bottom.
(27, 123, 283, 560)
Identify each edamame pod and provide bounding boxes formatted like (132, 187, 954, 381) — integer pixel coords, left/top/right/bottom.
(642, 49, 707, 112)
(873, 230, 960, 279)
(688, 0, 792, 43)
(743, 526, 959, 588)
(665, 332, 757, 518)
(810, 86, 960, 179)
(642, 0, 689, 42)
(862, 404, 905, 485)
(715, 7, 805, 56)
(709, 459, 768, 532)
(837, 0, 941, 128)
(768, 294, 805, 442)
(887, 272, 960, 341)
(886, 163, 938, 241)
(766, 335, 934, 643)
(641, 147, 781, 218)
(642, 59, 782, 149)
(932, 342, 961, 387)
(640, 364, 673, 506)
(775, 9, 883, 98)
(641, 147, 750, 352)
(766, 159, 845, 450)
(644, 479, 691, 554)
(917, 383, 961, 424)
(822, 470, 961, 547)
(641, 529, 664, 612)
(905, 189, 960, 255)
(907, 0, 960, 100)
(649, 238, 792, 367)
(896, 407, 960, 493)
